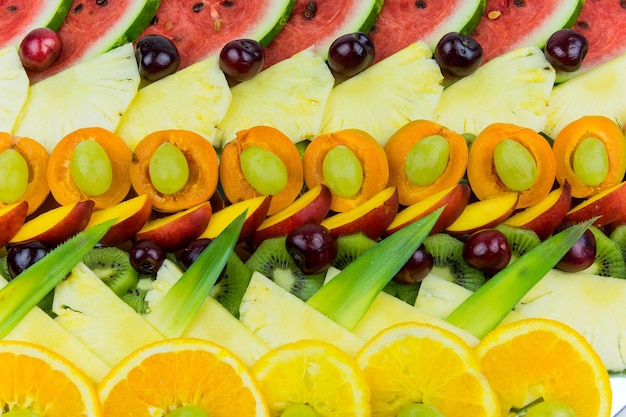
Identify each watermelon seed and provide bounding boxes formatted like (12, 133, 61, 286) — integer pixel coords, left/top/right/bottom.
(7, 5, 18, 13)
(73, 3, 83, 13)
(304, 1, 317, 19)
(96, 0, 108, 5)
(221, 1, 234, 6)
(513, 0, 525, 7)
(192, 2, 204, 13)
(621, 0, 626, 8)
(414, 1, 426, 9)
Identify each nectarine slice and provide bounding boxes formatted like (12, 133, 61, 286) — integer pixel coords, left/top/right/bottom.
(199, 195, 271, 243)
(0, 201, 29, 248)
(86, 194, 153, 246)
(445, 192, 519, 236)
(47, 127, 132, 210)
(564, 180, 626, 226)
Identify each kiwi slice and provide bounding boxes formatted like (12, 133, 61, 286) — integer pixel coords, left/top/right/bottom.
(332, 233, 377, 270)
(610, 224, 626, 262)
(494, 224, 541, 261)
(0, 257, 9, 280)
(82, 246, 139, 297)
(245, 236, 325, 301)
(120, 276, 154, 314)
(422, 233, 485, 291)
(210, 252, 253, 319)
(587, 226, 626, 279)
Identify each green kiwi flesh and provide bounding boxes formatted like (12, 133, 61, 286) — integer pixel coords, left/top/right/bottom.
(610, 224, 626, 263)
(494, 224, 541, 261)
(586, 226, 626, 279)
(245, 236, 324, 301)
(82, 247, 139, 297)
(210, 252, 253, 318)
(332, 233, 377, 270)
(120, 276, 154, 314)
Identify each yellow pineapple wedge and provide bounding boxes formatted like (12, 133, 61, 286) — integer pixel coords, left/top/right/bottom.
(0, 47, 29, 132)
(52, 262, 163, 368)
(433, 46, 555, 136)
(514, 269, 626, 372)
(116, 55, 232, 150)
(13, 43, 139, 153)
(239, 271, 365, 356)
(0, 276, 110, 384)
(216, 48, 335, 146)
(144, 260, 270, 367)
(544, 52, 626, 139)
(321, 41, 444, 146)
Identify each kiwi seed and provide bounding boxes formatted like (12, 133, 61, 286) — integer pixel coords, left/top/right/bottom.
(210, 252, 253, 318)
(82, 246, 139, 297)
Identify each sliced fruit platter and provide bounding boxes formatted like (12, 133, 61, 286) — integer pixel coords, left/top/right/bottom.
(1, 0, 626, 415)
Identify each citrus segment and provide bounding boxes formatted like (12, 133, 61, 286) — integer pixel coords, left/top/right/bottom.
(475, 318, 612, 417)
(98, 338, 268, 417)
(356, 322, 499, 417)
(252, 340, 370, 416)
(0, 340, 101, 416)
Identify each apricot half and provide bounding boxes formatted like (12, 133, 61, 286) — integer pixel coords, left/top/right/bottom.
(219, 126, 303, 215)
(303, 129, 389, 213)
(47, 127, 132, 210)
(130, 130, 219, 213)
(0, 132, 50, 215)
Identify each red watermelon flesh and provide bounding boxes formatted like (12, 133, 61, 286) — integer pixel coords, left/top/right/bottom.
(28, 0, 159, 84)
(565, 0, 626, 79)
(368, 0, 484, 65)
(0, 0, 71, 49)
(139, 0, 295, 71)
(262, 0, 382, 68)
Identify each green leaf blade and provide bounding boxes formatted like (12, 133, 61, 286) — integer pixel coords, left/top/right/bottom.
(145, 211, 246, 338)
(307, 208, 443, 330)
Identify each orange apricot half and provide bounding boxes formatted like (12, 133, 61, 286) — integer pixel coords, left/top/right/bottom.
(303, 129, 389, 213)
(219, 126, 303, 215)
(130, 130, 219, 213)
(384, 120, 468, 206)
(0, 132, 50, 215)
(47, 127, 132, 210)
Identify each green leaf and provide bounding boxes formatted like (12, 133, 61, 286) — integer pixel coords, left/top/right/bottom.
(307, 208, 443, 330)
(445, 218, 596, 338)
(145, 211, 246, 338)
(0, 220, 115, 339)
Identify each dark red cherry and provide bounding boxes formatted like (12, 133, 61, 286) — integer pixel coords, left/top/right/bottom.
(555, 227, 596, 272)
(327, 32, 375, 80)
(544, 29, 588, 72)
(393, 245, 434, 285)
(219, 39, 265, 83)
(434, 32, 483, 77)
(285, 223, 338, 274)
(6, 241, 52, 279)
(19, 28, 63, 72)
(178, 238, 213, 271)
(129, 239, 166, 275)
(462, 229, 512, 275)
(135, 34, 181, 82)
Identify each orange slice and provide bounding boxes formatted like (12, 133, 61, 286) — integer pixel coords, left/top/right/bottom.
(475, 318, 612, 417)
(356, 322, 499, 417)
(98, 338, 269, 417)
(252, 340, 370, 416)
(0, 340, 101, 416)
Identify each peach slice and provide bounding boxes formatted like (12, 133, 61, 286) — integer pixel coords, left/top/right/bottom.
(10, 200, 94, 246)
(445, 192, 519, 236)
(384, 183, 470, 237)
(0, 201, 29, 248)
(505, 182, 572, 240)
(563, 180, 626, 226)
(252, 185, 332, 248)
(135, 202, 212, 251)
(199, 195, 271, 243)
(85, 194, 153, 246)
(321, 187, 399, 240)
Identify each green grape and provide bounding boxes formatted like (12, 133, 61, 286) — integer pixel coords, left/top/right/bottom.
(280, 403, 318, 417)
(322, 145, 364, 198)
(572, 137, 609, 186)
(405, 135, 450, 186)
(0, 149, 29, 203)
(524, 400, 577, 417)
(240, 146, 288, 195)
(70, 140, 113, 197)
(149, 142, 190, 195)
(166, 405, 209, 417)
(493, 139, 538, 191)
(396, 403, 445, 417)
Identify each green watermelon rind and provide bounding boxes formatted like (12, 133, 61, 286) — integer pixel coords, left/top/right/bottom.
(357, 0, 386, 35)
(45, 0, 74, 31)
(108, 0, 163, 50)
(1, 0, 72, 47)
(258, 0, 298, 47)
(422, 0, 487, 49)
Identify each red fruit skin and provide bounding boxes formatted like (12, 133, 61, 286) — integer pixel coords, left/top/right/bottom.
(19, 28, 62, 72)
(555, 228, 597, 273)
(462, 229, 512, 275)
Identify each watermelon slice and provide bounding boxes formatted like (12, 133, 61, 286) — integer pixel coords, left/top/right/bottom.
(27, 0, 161, 83)
(470, 0, 583, 64)
(0, 0, 72, 49)
(557, 0, 626, 82)
(262, 0, 384, 68)
(139, 0, 296, 71)
(368, 0, 485, 65)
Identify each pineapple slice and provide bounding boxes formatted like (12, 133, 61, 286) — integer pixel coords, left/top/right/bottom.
(216, 48, 335, 146)
(321, 41, 444, 146)
(239, 272, 365, 356)
(433, 46, 556, 136)
(544, 52, 626, 139)
(13, 43, 139, 153)
(0, 47, 29, 132)
(144, 260, 270, 367)
(116, 55, 232, 150)
(0, 276, 110, 384)
(52, 262, 163, 368)
(514, 269, 626, 372)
